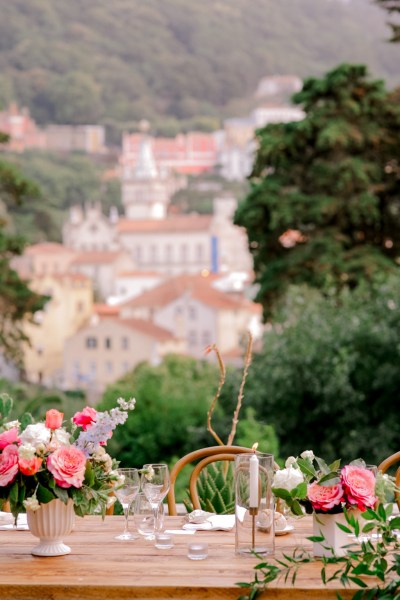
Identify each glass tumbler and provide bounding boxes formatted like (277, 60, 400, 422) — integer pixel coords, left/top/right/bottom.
(133, 492, 164, 540)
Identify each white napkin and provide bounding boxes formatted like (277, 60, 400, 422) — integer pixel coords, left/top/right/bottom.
(183, 514, 235, 531)
(0, 513, 28, 530)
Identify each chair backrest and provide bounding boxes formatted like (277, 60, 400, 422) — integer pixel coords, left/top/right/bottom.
(167, 445, 278, 516)
(377, 451, 400, 509)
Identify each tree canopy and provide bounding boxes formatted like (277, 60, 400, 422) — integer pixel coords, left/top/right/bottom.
(376, 0, 400, 41)
(235, 63, 400, 319)
(0, 0, 399, 130)
(0, 135, 48, 367)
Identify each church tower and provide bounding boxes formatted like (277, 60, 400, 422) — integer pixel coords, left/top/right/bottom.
(121, 121, 171, 220)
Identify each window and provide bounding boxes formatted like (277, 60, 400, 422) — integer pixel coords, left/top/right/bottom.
(121, 336, 129, 350)
(105, 361, 113, 374)
(76, 301, 84, 313)
(180, 244, 188, 263)
(202, 331, 211, 346)
(135, 246, 142, 262)
(105, 337, 112, 350)
(150, 244, 157, 263)
(188, 330, 197, 346)
(188, 305, 196, 320)
(165, 244, 173, 263)
(121, 361, 129, 373)
(196, 244, 203, 261)
(86, 336, 97, 349)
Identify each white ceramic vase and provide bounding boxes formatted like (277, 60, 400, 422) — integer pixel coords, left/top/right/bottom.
(27, 498, 75, 556)
(312, 511, 354, 557)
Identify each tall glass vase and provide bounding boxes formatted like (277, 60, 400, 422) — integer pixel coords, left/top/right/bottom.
(234, 453, 275, 556)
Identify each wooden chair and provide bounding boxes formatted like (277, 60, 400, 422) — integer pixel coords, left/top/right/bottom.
(377, 451, 400, 510)
(167, 445, 278, 516)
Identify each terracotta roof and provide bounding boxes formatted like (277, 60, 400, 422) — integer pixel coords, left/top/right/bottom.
(121, 318, 178, 342)
(26, 242, 74, 255)
(71, 251, 125, 265)
(117, 215, 212, 234)
(122, 274, 260, 313)
(117, 270, 163, 278)
(93, 304, 121, 317)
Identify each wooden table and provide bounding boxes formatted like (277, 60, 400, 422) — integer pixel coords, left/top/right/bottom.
(0, 515, 363, 599)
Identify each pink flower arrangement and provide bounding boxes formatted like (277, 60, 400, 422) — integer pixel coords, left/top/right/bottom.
(273, 450, 378, 516)
(0, 394, 136, 519)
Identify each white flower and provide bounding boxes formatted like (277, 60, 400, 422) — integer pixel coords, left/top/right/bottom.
(18, 443, 36, 460)
(144, 465, 154, 481)
(4, 420, 20, 430)
(19, 423, 50, 449)
(285, 456, 297, 468)
(52, 428, 70, 447)
(300, 450, 315, 461)
(23, 496, 40, 511)
(273, 467, 304, 492)
(93, 447, 113, 473)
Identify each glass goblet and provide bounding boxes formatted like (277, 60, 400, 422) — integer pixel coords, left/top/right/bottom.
(141, 463, 170, 540)
(113, 468, 140, 541)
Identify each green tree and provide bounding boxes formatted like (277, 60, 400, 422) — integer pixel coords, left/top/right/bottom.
(235, 64, 400, 319)
(244, 279, 400, 466)
(376, 0, 400, 41)
(97, 354, 222, 467)
(0, 133, 48, 367)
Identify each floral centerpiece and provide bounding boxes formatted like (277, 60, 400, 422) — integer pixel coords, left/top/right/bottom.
(272, 450, 387, 516)
(0, 394, 136, 520)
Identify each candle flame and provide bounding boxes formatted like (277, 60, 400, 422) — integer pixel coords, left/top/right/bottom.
(251, 442, 258, 452)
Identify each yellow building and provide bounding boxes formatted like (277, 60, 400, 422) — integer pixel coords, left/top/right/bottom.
(23, 273, 93, 387)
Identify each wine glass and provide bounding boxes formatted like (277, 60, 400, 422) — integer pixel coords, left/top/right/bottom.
(141, 463, 170, 540)
(113, 468, 140, 541)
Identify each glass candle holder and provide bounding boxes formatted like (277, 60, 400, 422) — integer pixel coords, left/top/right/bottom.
(234, 452, 275, 556)
(155, 533, 174, 549)
(187, 542, 208, 560)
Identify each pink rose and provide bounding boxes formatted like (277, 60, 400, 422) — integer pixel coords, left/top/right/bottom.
(72, 407, 97, 431)
(45, 409, 64, 430)
(0, 445, 19, 486)
(340, 466, 377, 511)
(308, 481, 344, 511)
(47, 446, 87, 488)
(0, 428, 20, 450)
(19, 456, 43, 476)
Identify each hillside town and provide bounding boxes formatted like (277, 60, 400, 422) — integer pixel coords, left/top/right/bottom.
(0, 75, 304, 399)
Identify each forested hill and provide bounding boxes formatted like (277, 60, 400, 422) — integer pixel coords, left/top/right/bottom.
(0, 0, 398, 132)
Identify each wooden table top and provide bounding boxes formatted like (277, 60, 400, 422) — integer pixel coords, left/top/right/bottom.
(0, 514, 364, 600)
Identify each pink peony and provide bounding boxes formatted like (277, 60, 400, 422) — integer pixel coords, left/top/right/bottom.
(0, 428, 20, 450)
(308, 481, 344, 512)
(19, 456, 43, 476)
(72, 407, 97, 431)
(45, 409, 64, 430)
(47, 446, 87, 488)
(0, 445, 19, 486)
(340, 466, 377, 511)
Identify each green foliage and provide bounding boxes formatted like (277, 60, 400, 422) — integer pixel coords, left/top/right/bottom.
(237, 504, 400, 599)
(243, 277, 400, 465)
(97, 354, 221, 468)
(0, 136, 48, 365)
(235, 64, 400, 319)
(0, 1, 399, 127)
(3, 150, 121, 243)
(376, 0, 400, 42)
(236, 407, 279, 460)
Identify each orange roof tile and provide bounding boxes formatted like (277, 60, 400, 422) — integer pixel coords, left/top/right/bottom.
(121, 318, 178, 342)
(26, 242, 75, 255)
(94, 304, 121, 317)
(117, 215, 212, 234)
(122, 274, 260, 313)
(71, 251, 125, 265)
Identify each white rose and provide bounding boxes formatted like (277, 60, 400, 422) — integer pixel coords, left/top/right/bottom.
(300, 450, 315, 461)
(273, 467, 304, 492)
(18, 443, 36, 460)
(4, 420, 20, 431)
(19, 423, 50, 449)
(52, 428, 70, 447)
(285, 456, 297, 468)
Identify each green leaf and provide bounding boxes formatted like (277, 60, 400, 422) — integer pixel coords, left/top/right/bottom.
(348, 576, 368, 588)
(297, 458, 317, 478)
(36, 484, 56, 504)
(272, 487, 292, 502)
(84, 461, 95, 488)
(318, 472, 340, 486)
(315, 456, 330, 474)
(53, 487, 69, 503)
(336, 523, 352, 534)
